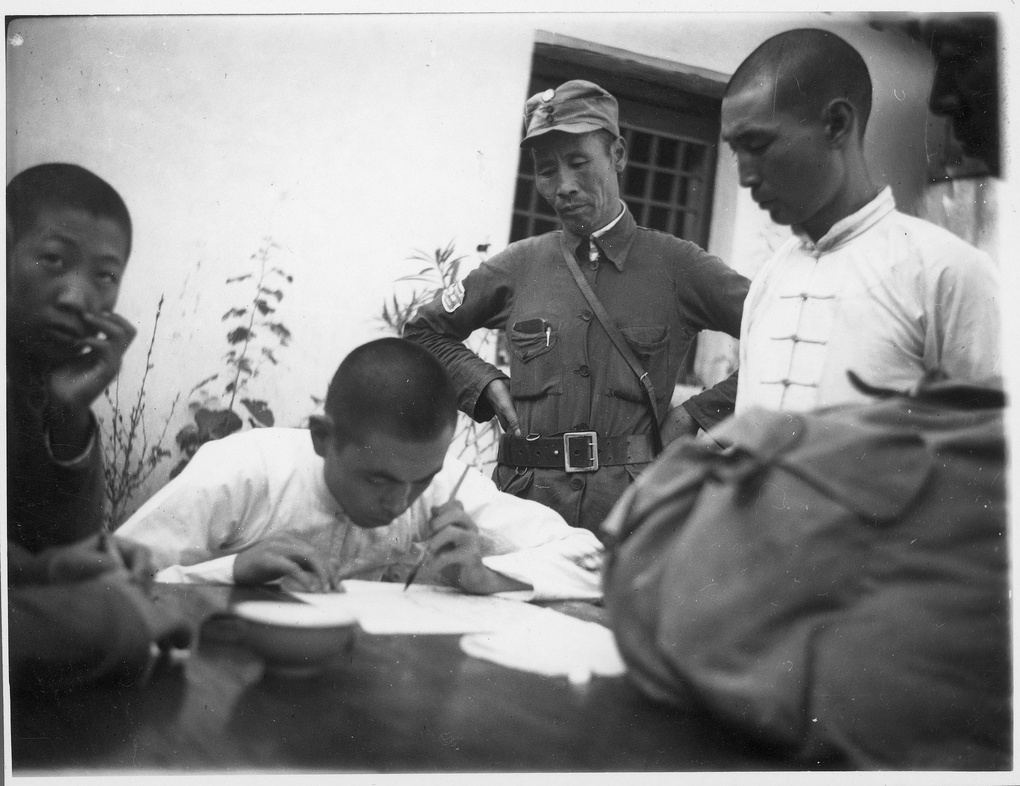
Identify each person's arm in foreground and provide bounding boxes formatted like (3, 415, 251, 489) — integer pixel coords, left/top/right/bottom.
(8, 540, 190, 691)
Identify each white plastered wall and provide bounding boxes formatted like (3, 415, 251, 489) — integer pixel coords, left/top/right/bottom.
(6, 13, 946, 515)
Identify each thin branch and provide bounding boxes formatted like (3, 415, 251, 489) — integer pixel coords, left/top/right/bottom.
(226, 247, 267, 413)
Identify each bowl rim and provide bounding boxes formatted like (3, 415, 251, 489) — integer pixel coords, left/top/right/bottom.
(232, 600, 358, 629)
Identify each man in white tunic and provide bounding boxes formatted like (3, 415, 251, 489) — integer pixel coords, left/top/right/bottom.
(118, 339, 602, 601)
(721, 28, 1000, 413)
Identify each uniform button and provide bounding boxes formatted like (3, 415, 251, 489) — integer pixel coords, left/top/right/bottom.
(574, 422, 588, 430)
(580, 310, 592, 322)
(570, 477, 584, 490)
(589, 262, 598, 271)
(577, 365, 590, 377)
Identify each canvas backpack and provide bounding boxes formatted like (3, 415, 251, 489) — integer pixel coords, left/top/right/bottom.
(601, 377, 1009, 769)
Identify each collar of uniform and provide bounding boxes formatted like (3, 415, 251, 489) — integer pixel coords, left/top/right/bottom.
(562, 202, 636, 272)
(591, 200, 626, 239)
(793, 186, 895, 254)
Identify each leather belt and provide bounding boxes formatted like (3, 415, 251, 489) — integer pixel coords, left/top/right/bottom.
(498, 432, 656, 473)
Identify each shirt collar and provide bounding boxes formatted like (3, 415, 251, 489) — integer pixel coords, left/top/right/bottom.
(562, 201, 637, 272)
(794, 186, 896, 254)
(592, 200, 626, 238)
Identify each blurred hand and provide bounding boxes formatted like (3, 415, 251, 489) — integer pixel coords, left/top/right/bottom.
(483, 379, 522, 437)
(233, 534, 335, 592)
(44, 533, 155, 588)
(46, 311, 137, 460)
(48, 311, 137, 413)
(111, 535, 158, 589)
(413, 500, 531, 595)
(660, 404, 700, 447)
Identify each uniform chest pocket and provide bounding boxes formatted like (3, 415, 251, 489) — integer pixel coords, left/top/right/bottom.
(508, 320, 562, 400)
(607, 325, 670, 404)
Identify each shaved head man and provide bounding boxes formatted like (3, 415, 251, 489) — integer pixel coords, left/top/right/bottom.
(722, 28, 876, 242)
(723, 28, 1000, 413)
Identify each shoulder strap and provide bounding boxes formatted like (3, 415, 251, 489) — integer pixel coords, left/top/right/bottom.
(560, 241, 662, 454)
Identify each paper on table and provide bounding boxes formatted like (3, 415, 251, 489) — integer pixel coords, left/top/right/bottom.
(293, 579, 559, 635)
(294, 580, 626, 679)
(460, 611, 626, 679)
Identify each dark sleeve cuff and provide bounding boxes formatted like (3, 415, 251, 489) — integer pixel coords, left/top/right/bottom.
(45, 410, 99, 468)
(681, 371, 738, 431)
(463, 370, 511, 423)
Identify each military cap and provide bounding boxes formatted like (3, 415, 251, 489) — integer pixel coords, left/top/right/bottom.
(520, 80, 620, 148)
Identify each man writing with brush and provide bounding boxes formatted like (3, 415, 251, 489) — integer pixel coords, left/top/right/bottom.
(403, 462, 469, 591)
(118, 339, 602, 601)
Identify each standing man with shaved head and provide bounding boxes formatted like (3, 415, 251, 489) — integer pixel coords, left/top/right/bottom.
(405, 80, 749, 536)
(722, 28, 1000, 412)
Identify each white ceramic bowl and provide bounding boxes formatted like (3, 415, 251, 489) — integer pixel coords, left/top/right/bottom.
(232, 600, 358, 678)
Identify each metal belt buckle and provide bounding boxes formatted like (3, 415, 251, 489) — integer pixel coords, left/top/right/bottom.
(563, 431, 599, 473)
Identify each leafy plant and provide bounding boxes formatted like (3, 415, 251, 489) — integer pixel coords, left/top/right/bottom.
(378, 241, 468, 335)
(379, 241, 501, 473)
(101, 294, 179, 527)
(172, 238, 293, 478)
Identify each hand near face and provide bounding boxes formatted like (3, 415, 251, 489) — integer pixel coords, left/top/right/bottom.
(48, 310, 137, 414)
(44, 310, 137, 461)
(483, 379, 522, 437)
(7, 206, 135, 433)
(233, 534, 337, 593)
(413, 500, 531, 595)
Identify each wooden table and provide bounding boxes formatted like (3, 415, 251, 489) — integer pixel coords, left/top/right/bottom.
(10, 583, 811, 774)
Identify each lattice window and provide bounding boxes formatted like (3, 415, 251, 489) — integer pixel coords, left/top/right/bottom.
(512, 124, 715, 245)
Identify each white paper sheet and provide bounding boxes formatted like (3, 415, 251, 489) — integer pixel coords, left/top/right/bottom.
(460, 610, 626, 679)
(293, 580, 626, 679)
(292, 580, 561, 635)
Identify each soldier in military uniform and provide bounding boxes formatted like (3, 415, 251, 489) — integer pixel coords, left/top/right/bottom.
(404, 80, 749, 534)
